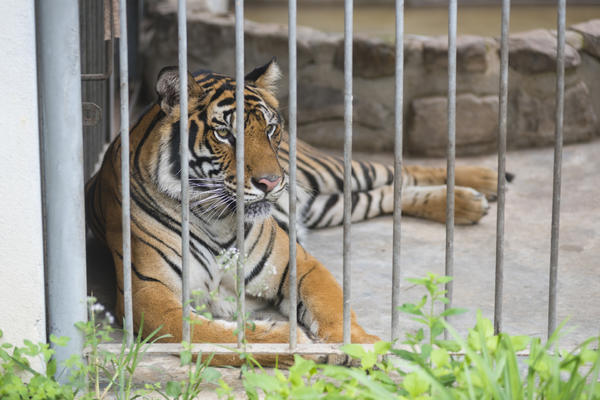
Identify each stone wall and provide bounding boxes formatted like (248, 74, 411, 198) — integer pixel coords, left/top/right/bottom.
(141, 3, 600, 155)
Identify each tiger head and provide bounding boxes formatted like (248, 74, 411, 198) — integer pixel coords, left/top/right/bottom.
(154, 59, 286, 222)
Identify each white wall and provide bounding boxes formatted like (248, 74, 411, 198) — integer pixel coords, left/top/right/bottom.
(0, 0, 47, 348)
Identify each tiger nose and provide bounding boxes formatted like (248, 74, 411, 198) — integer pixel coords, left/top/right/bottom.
(252, 175, 282, 193)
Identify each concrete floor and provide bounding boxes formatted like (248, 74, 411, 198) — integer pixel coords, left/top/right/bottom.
(306, 140, 600, 347)
(90, 140, 599, 397)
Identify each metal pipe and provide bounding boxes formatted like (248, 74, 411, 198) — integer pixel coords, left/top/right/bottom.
(548, 0, 565, 338)
(343, 0, 353, 345)
(494, 0, 510, 336)
(445, 0, 457, 317)
(234, 0, 246, 347)
(118, 0, 133, 346)
(178, 0, 191, 344)
(37, 0, 88, 381)
(391, 0, 404, 343)
(288, 0, 298, 350)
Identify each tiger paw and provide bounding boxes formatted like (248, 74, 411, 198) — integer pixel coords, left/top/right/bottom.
(454, 187, 489, 225)
(455, 166, 499, 201)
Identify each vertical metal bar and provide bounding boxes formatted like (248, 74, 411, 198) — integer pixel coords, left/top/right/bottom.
(548, 0, 565, 338)
(494, 0, 510, 335)
(445, 0, 457, 316)
(178, 0, 191, 344)
(37, 0, 87, 382)
(288, 0, 298, 350)
(234, 0, 246, 347)
(343, 0, 353, 345)
(118, 0, 133, 346)
(391, 0, 404, 343)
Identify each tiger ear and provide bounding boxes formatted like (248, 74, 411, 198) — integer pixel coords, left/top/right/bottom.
(245, 58, 281, 93)
(155, 66, 202, 114)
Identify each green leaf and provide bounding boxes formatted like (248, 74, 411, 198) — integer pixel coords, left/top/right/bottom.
(50, 334, 70, 347)
(431, 348, 449, 368)
(374, 341, 392, 355)
(439, 307, 468, 317)
(434, 339, 461, 352)
(165, 381, 182, 397)
(202, 367, 221, 384)
(431, 320, 445, 339)
(179, 350, 192, 366)
(46, 358, 57, 378)
(398, 302, 425, 316)
(509, 335, 531, 352)
(436, 276, 453, 284)
(361, 351, 377, 370)
(341, 343, 366, 360)
(403, 371, 430, 397)
(244, 371, 281, 393)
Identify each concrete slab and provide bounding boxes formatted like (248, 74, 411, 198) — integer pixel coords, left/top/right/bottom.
(306, 140, 600, 347)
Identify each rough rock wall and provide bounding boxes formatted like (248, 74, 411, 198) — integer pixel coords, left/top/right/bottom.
(141, 3, 600, 155)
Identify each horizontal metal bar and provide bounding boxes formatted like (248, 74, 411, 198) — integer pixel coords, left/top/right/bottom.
(93, 342, 533, 358)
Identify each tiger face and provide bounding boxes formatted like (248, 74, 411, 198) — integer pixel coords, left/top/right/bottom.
(154, 60, 286, 221)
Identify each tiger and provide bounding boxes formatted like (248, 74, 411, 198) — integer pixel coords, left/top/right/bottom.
(85, 59, 504, 365)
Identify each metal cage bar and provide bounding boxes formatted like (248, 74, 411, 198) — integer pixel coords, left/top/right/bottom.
(391, 0, 405, 343)
(178, 0, 192, 344)
(234, 0, 246, 348)
(342, 0, 354, 345)
(548, 0, 566, 338)
(445, 0, 457, 314)
(79, 0, 573, 361)
(288, 0, 299, 350)
(494, 0, 511, 335)
(38, 0, 88, 381)
(118, 0, 134, 347)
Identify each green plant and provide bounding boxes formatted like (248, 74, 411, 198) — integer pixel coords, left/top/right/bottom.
(0, 329, 75, 400)
(242, 273, 600, 400)
(2, 274, 599, 399)
(70, 297, 171, 399)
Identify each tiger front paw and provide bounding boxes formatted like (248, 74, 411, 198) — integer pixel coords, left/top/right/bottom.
(454, 187, 489, 225)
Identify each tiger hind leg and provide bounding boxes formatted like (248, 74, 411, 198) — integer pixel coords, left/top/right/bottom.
(404, 165, 513, 201)
(401, 185, 489, 224)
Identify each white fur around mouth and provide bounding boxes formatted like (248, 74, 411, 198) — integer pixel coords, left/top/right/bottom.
(244, 200, 273, 220)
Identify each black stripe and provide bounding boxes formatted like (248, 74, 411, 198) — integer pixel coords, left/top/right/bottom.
(275, 262, 289, 307)
(359, 161, 373, 190)
(364, 192, 373, 219)
(245, 224, 276, 285)
(309, 194, 339, 228)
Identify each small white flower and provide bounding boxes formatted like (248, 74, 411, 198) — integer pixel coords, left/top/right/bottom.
(91, 303, 105, 313)
(105, 312, 115, 325)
